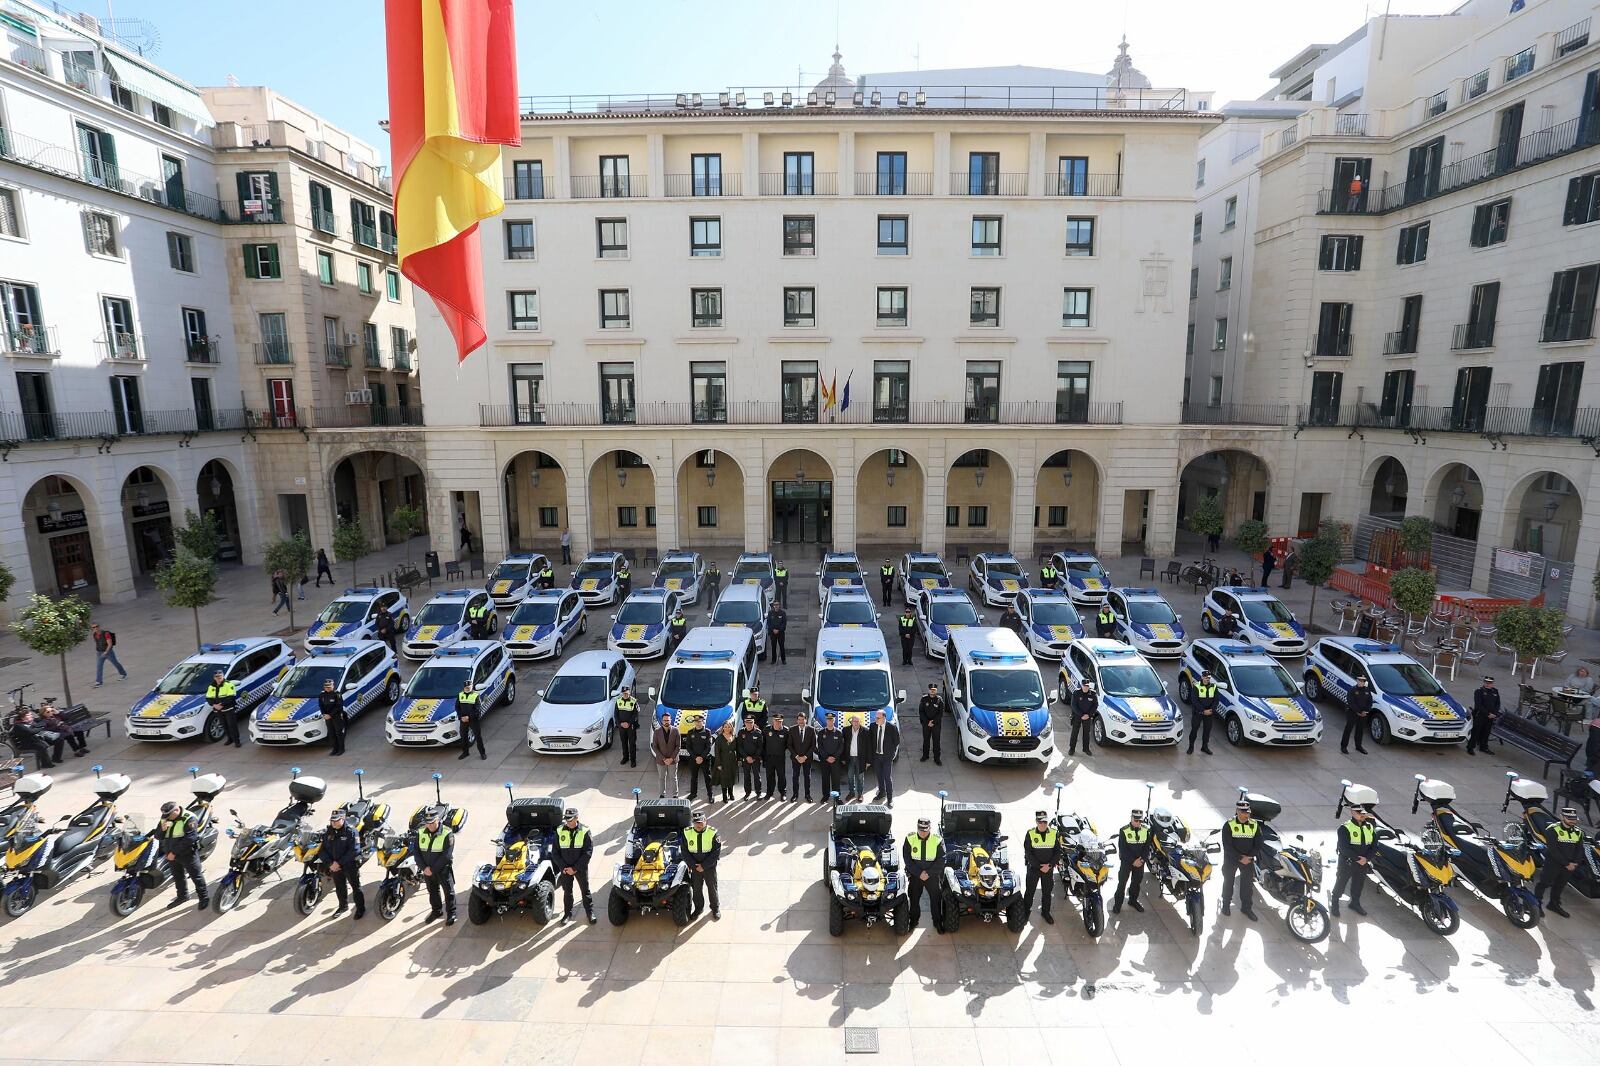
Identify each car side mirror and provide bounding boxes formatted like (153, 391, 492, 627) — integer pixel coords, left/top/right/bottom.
(978, 616, 987, 624)
(609, 614, 616, 621)
(896, 690, 907, 703)
(343, 683, 358, 692)
(536, 689, 546, 698)
(647, 687, 657, 699)
(801, 688, 812, 701)
(1048, 693, 1058, 704)
(951, 689, 963, 701)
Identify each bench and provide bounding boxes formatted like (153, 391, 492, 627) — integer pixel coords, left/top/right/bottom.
(1493, 711, 1582, 780)
(4, 702, 109, 771)
(393, 566, 424, 595)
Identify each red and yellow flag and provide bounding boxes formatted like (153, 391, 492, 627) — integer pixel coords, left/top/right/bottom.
(385, 0, 519, 361)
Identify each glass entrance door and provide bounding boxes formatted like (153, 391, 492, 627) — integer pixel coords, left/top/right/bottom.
(771, 480, 832, 544)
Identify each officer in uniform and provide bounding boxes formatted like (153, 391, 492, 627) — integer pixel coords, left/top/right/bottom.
(1095, 604, 1118, 640)
(684, 716, 715, 802)
(705, 560, 722, 601)
(669, 607, 689, 651)
(684, 808, 721, 920)
(902, 817, 945, 932)
(320, 678, 348, 757)
(761, 713, 789, 799)
(374, 606, 398, 652)
(1112, 809, 1149, 913)
(158, 800, 209, 910)
(456, 679, 486, 760)
(736, 714, 765, 799)
(918, 683, 943, 764)
(615, 561, 630, 600)
(552, 807, 596, 924)
(816, 712, 844, 797)
(1537, 805, 1585, 918)
(1039, 559, 1059, 590)
(1023, 810, 1059, 924)
(1467, 675, 1500, 755)
(766, 602, 787, 665)
(741, 686, 768, 729)
(1187, 671, 1218, 755)
(897, 606, 918, 666)
(1341, 676, 1373, 755)
(1216, 611, 1242, 640)
(467, 598, 493, 639)
(879, 560, 896, 607)
(1069, 680, 1097, 757)
(1329, 802, 1376, 917)
(773, 561, 789, 606)
(322, 807, 365, 919)
(615, 686, 640, 767)
(206, 669, 241, 748)
(1219, 799, 1259, 919)
(417, 809, 456, 924)
(537, 562, 555, 590)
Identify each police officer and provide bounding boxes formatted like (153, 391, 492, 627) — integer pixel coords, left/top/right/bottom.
(1329, 803, 1376, 917)
(206, 669, 241, 748)
(552, 807, 596, 924)
(902, 817, 945, 932)
(1000, 603, 1022, 635)
(705, 560, 722, 601)
(879, 560, 896, 607)
(762, 713, 789, 800)
(158, 800, 209, 910)
(736, 714, 765, 799)
(817, 712, 844, 797)
(417, 809, 456, 924)
(1216, 611, 1242, 640)
(537, 562, 555, 590)
(773, 561, 789, 606)
(615, 686, 640, 767)
(741, 686, 768, 730)
(669, 606, 689, 651)
(456, 679, 486, 761)
(684, 809, 721, 920)
(1466, 675, 1500, 755)
(617, 561, 632, 599)
(1095, 604, 1118, 640)
(1537, 805, 1585, 918)
(1023, 810, 1059, 924)
(374, 606, 397, 652)
(919, 683, 943, 765)
(1341, 676, 1373, 755)
(897, 606, 918, 666)
(322, 807, 365, 919)
(321, 678, 348, 757)
(766, 601, 787, 665)
(684, 716, 715, 802)
(1112, 809, 1149, 913)
(467, 597, 493, 639)
(1219, 800, 1259, 920)
(1069, 680, 1097, 757)
(1187, 672, 1218, 755)
(1039, 559, 1059, 589)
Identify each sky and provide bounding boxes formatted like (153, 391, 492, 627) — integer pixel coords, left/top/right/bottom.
(102, 0, 1466, 161)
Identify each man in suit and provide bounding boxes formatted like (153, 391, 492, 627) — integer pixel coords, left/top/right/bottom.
(787, 714, 817, 802)
(868, 709, 900, 807)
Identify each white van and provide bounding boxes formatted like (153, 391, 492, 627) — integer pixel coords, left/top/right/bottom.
(941, 628, 1056, 764)
(649, 627, 760, 736)
(803, 628, 906, 730)
(710, 582, 772, 654)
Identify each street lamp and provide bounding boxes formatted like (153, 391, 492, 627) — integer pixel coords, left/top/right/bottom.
(706, 469, 716, 488)
(617, 468, 628, 489)
(1544, 498, 1558, 520)
(209, 475, 223, 498)
(1061, 455, 1073, 489)
(529, 466, 541, 489)
(1450, 485, 1466, 508)
(795, 467, 807, 486)
(974, 469, 986, 488)
(886, 467, 896, 488)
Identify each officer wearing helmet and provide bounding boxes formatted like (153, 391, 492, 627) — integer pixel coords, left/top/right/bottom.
(158, 800, 208, 911)
(684, 808, 721, 920)
(1112, 809, 1150, 914)
(1219, 799, 1259, 920)
(1537, 805, 1585, 918)
(551, 806, 596, 924)
(1330, 801, 1375, 917)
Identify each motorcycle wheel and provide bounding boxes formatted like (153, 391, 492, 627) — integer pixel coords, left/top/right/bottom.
(1503, 894, 1540, 930)
(1186, 892, 1204, 937)
(213, 876, 242, 914)
(531, 881, 555, 925)
(3, 879, 36, 918)
(1422, 896, 1459, 936)
(607, 891, 629, 927)
(1083, 892, 1104, 938)
(1005, 899, 1026, 933)
(377, 882, 406, 921)
(293, 877, 321, 917)
(109, 881, 144, 918)
(467, 893, 492, 926)
(670, 890, 692, 928)
(891, 899, 911, 936)
(1286, 898, 1331, 944)
(828, 897, 845, 937)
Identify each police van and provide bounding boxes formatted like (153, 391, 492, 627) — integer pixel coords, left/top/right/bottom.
(386, 641, 517, 747)
(502, 588, 586, 660)
(916, 587, 985, 659)
(250, 640, 402, 745)
(401, 588, 498, 660)
(649, 627, 759, 737)
(941, 629, 1055, 764)
(305, 587, 409, 651)
(486, 551, 553, 607)
(804, 629, 906, 731)
(1059, 638, 1182, 747)
(1178, 639, 1322, 747)
(710, 583, 772, 654)
(1303, 636, 1469, 745)
(609, 587, 687, 658)
(652, 550, 706, 606)
(126, 637, 294, 743)
(820, 585, 880, 629)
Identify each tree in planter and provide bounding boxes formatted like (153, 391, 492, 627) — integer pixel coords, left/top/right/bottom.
(1235, 519, 1271, 579)
(333, 516, 372, 587)
(0, 560, 15, 606)
(1296, 525, 1343, 629)
(262, 532, 315, 632)
(9, 593, 92, 707)
(174, 509, 222, 562)
(1492, 604, 1567, 671)
(387, 505, 425, 566)
(1398, 515, 1434, 566)
(1388, 567, 1438, 630)
(153, 548, 219, 651)
(1187, 494, 1224, 550)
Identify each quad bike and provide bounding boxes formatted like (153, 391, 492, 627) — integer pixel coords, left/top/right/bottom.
(375, 771, 468, 921)
(469, 786, 562, 925)
(608, 788, 692, 927)
(108, 766, 226, 917)
(936, 790, 1024, 933)
(1141, 782, 1213, 936)
(1503, 772, 1600, 901)
(3, 765, 132, 917)
(290, 768, 391, 916)
(823, 792, 909, 936)
(1413, 774, 1540, 929)
(1225, 786, 1329, 943)
(1050, 782, 1110, 937)
(1335, 779, 1460, 936)
(213, 768, 323, 913)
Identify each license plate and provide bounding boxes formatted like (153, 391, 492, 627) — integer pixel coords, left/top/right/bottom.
(132, 729, 164, 737)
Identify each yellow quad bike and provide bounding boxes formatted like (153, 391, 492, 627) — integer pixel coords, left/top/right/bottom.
(608, 789, 693, 927)
(4, 765, 133, 918)
(108, 766, 226, 917)
(375, 771, 468, 921)
(468, 787, 562, 925)
(823, 793, 909, 936)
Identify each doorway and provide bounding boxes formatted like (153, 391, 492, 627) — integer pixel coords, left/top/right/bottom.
(771, 480, 831, 544)
(49, 532, 96, 594)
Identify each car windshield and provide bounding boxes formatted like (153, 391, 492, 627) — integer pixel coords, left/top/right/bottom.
(907, 563, 947, 582)
(969, 668, 1044, 710)
(986, 559, 1023, 576)
(491, 561, 530, 583)
(714, 601, 760, 624)
(930, 601, 979, 626)
(1369, 661, 1445, 697)
(1099, 663, 1166, 698)
(660, 666, 733, 709)
(1065, 560, 1107, 579)
(826, 600, 877, 625)
(657, 561, 696, 580)
(510, 600, 559, 625)
(1127, 599, 1177, 624)
(416, 601, 464, 625)
(544, 673, 607, 705)
(1030, 601, 1081, 626)
(280, 663, 346, 697)
(406, 665, 470, 699)
(816, 668, 891, 711)
(1240, 598, 1295, 624)
(575, 560, 612, 577)
(733, 562, 770, 582)
(617, 601, 665, 625)
(823, 561, 859, 579)
(158, 660, 223, 695)
(1231, 663, 1301, 698)
(318, 600, 369, 623)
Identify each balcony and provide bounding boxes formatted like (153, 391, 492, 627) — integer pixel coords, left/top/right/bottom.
(311, 405, 425, 428)
(1180, 403, 1293, 427)
(0, 126, 224, 222)
(363, 342, 383, 369)
(185, 336, 220, 364)
(1424, 91, 1447, 119)
(311, 207, 338, 235)
(1504, 46, 1535, 84)
(1045, 173, 1123, 197)
(853, 172, 934, 196)
(2, 324, 60, 358)
(758, 173, 837, 196)
(1451, 322, 1495, 350)
(503, 176, 550, 200)
(352, 221, 378, 247)
(1296, 403, 1600, 440)
(1312, 334, 1352, 358)
(1333, 113, 1369, 136)
(1542, 311, 1595, 344)
(97, 332, 145, 363)
(663, 173, 741, 197)
(220, 199, 284, 224)
(1383, 330, 1418, 356)
(571, 175, 648, 199)
(324, 344, 351, 368)
(393, 348, 412, 372)
(379, 232, 398, 255)
(951, 172, 1028, 196)
(477, 399, 1124, 428)
(0, 406, 302, 444)
(601, 402, 636, 425)
(254, 341, 293, 365)
(1463, 69, 1489, 102)
(1556, 17, 1590, 57)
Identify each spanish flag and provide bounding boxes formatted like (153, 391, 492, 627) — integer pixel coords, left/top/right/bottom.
(385, 0, 519, 361)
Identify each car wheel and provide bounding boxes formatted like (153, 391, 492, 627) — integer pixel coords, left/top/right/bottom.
(602, 723, 614, 751)
(204, 713, 228, 744)
(503, 674, 517, 707)
(467, 893, 492, 926)
(1091, 718, 1107, 747)
(398, 614, 411, 632)
(828, 897, 845, 937)
(1369, 714, 1392, 746)
(553, 637, 564, 659)
(579, 615, 588, 635)
(1177, 674, 1194, 706)
(1225, 715, 1245, 747)
(1200, 611, 1214, 634)
(607, 891, 629, 927)
(385, 677, 403, 704)
(1304, 673, 1324, 701)
(1058, 679, 1070, 705)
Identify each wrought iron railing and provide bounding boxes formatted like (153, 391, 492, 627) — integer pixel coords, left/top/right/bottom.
(853, 172, 934, 195)
(951, 172, 1028, 196)
(1044, 173, 1123, 197)
(663, 172, 741, 197)
(1451, 322, 1495, 350)
(1556, 17, 1590, 57)
(253, 341, 292, 365)
(1293, 403, 1600, 439)
(477, 399, 1123, 428)
(571, 175, 649, 198)
(2, 324, 59, 356)
(758, 172, 837, 196)
(1179, 403, 1293, 426)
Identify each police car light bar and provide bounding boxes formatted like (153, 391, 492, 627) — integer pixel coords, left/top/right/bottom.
(1217, 644, 1257, 656)
(969, 652, 1029, 664)
(1123, 588, 1162, 597)
(200, 642, 249, 654)
(1352, 642, 1402, 655)
(434, 646, 480, 657)
(310, 645, 361, 656)
(675, 649, 736, 661)
(345, 587, 384, 595)
(1096, 646, 1139, 658)
(823, 651, 884, 664)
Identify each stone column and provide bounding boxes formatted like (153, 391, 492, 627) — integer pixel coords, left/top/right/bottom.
(741, 438, 765, 552)
(1567, 465, 1600, 625)
(1096, 485, 1126, 560)
(923, 439, 948, 555)
(1146, 482, 1178, 557)
(1011, 439, 1038, 559)
(833, 437, 856, 551)
(565, 440, 591, 559)
(653, 449, 678, 557)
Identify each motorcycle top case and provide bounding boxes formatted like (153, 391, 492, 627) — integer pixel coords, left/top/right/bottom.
(833, 804, 893, 836)
(635, 798, 693, 830)
(507, 796, 563, 831)
(941, 802, 1003, 838)
(1240, 793, 1282, 823)
(289, 777, 328, 804)
(408, 803, 468, 833)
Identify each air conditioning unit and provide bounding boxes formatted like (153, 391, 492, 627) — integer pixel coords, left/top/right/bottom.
(345, 331, 360, 346)
(344, 389, 372, 405)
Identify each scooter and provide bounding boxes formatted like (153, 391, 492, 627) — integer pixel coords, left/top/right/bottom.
(1141, 782, 1213, 936)
(3, 765, 132, 917)
(1227, 785, 1329, 943)
(1412, 774, 1540, 928)
(290, 768, 391, 916)
(1503, 772, 1600, 900)
(213, 768, 324, 913)
(1050, 782, 1111, 937)
(375, 771, 467, 921)
(1336, 779, 1460, 936)
(108, 766, 226, 917)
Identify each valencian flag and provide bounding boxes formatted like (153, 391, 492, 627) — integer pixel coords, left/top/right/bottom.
(385, 0, 519, 361)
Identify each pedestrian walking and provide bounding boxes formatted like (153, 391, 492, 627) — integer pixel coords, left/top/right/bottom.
(651, 711, 681, 798)
(158, 800, 209, 911)
(1022, 810, 1058, 924)
(713, 721, 738, 803)
(735, 715, 764, 799)
(455, 679, 486, 761)
(1069, 680, 1097, 756)
(552, 807, 596, 924)
(90, 623, 127, 685)
(560, 529, 572, 565)
(270, 571, 291, 616)
(322, 808, 365, 918)
(918, 683, 943, 765)
(1341, 676, 1373, 754)
(417, 809, 456, 925)
(320, 678, 347, 756)
(761, 713, 788, 799)
(206, 669, 241, 747)
(615, 686, 640, 767)
(684, 809, 721, 920)
(315, 549, 334, 587)
(816, 713, 844, 797)
(766, 602, 787, 665)
(1466, 675, 1500, 755)
(787, 714, 816, 802)
(868, 709, 899, 807)
(458, 518, 474, 555)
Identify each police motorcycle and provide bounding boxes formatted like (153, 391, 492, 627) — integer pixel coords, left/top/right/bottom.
(823, 791, 909, 936)
(3, 765, 132, 917)
(1140, 781, 1213, 936)
(1050, 783, 1111, 937)
(1503, 772, 1600, 900)
(1219, 785, 1329, 943)
(374, 771, 468, 921)
(108, 766, 226, 917)
(468, 786, 562, 925)
(1412, 774, 1540, 928)
(935, 790, 1025, 933)
(1335, 780, 1460, 935)
(214, 768, 324, 913)
(609, 788, 694, 927)
(288, 768, 390, 916)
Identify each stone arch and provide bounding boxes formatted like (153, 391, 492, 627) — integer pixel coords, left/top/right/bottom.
(119, 464, 181, 580)
(676, 448, 746, 548)
(1177, 447, 1271, 541)
(501, 449, 569, 552)
(20, 472, 109, 601)
(1423, 461, 1484, 541)
(1036, 448, 1104, 545)
(857, 447, 925, 549)
(329, 449, 429, 547)
(587, 448, 656, 551)
(1499, 470, 1586, 562)
(1364, 454, 1411, 518)
(947, 448, 1014, 547)
(767, 448, 836, 546)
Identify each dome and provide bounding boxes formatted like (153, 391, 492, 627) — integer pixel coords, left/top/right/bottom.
(1106, 36, 1151, 92)
(813, 47, 854, 97)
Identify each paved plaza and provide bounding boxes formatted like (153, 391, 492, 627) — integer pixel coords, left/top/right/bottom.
(1, 540, 1598, 1066)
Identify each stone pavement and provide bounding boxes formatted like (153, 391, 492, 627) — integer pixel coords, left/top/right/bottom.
(1, 539, 1598, 1066)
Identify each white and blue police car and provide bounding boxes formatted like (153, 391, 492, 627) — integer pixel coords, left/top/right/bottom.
(1013, 589, 1084, 660)
(1178, 639, 1322, 747)
(569, 551, 627, 606)
(486, 551, 553, 607)
(731, 551, 775, 592)
(899, 552, 951, 603)
(1201, 586, 1308, 656)
(1059, 638, 1182, 747)
(401, 588, 498, 661)
(650, 628, 760, 737)
(968, 552, 1030, 608)
(250, 640, 401, 746)
(942, 628, 1055, 764)
(915, 587, 985, 659)
(820, 585, 880, 629)
(609, 587, 687, 659)
(126, 637, 293, 743)
(305, 587, 409, 651)
(1048, 550, 1113, 607)
(502, 588, 586, 661)
(1106, 586, 1186, 658)
(816, 551, 867, 603)
(652, 550, 706, 606)
(386, 641, 516, 747)
(1303, 636, 1469, 746)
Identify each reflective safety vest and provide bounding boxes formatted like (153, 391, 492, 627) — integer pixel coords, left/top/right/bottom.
(881, 566, 895, 577)
(539, 568, 554, 581)
(1041, 566, 1058, 582)
(468, 601, 490, 617)
(417, 826, 452, 853)
(774, 567, 788, 579)
(162, 815, 191, 838)
(1097, 609, 1116, 625)
(1342, 820, 1375, 846)
(1028, 828, 1058, 848)
(556, 825, 589, 848)
(457, 689, 480, 706)
(899, 615, 917, 633)
(1554, 824, 1583, 844)
(206, 682, 238, 700)
(1227, 818, 1258, 839)
(1195, 682, 1218, 700)
(671, 613, 687, 627)
(685, 827, 717, 853)
(616, 696, 638, 713)
(742, 697, 766, 716)
(618, 568, 631, 580)
(1122, 825, 1149, 844)
(905, 833, 941, 860)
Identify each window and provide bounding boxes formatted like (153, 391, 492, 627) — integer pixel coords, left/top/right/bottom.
(182, 308, 210, 361)
(1196, 158, 1206, 187)
(691, 361, 726, 422)
(350, 199, 377, 246)
(967, 152, 999, 195)
(1189, 267, 1199, 299)
(1564, 171, 1600, 226)
(946, 506, 960, 528)
(971, 216, 1002, 255)
(1543, 264, 1598, 342)
(646, 507, 657, 528)
(1065, 217, 1095, 256)
(876, 152, 907, 195)
(1379, 369, 1416, 425)
(697, 506, 718, 528)
(886, 506, 907, 528)
(508, 290, 539, 330)
(599, 155, 630, 198)
(323, 316, 343, 363)
(258, 312, 289, 364)
(152, 103, 173, 129)
(538, 507, 559, 528)
(690, 153, 722, 196)
(362, 323, 380, 366)
(691, 288, 723, 328)
(782, 361, 818, 422)
(1470, 199, 1511, 247)
(1223, 196, 1238, 229)
(967, 506, 989, 527)
(877, 215, 908, 255)
(512, 159, 545, 199)
(1397, 221, 1430, 264)
(386, 270, 401, 301)
(100, 296, 135, 355)
(1451, 365, 1493, 431)
(1217, 257, 1232, 291)
(84, 211, 118, 256)
(166, 231, 194, 272)
(1213, 317, 1228, 350)
(1186, 323, 1195, 355)
(1306, 371, 1343, 426)
(783, 287, 815, 327)
(191, 377, 214, 430)
(1459, 281, 1499, 349)
(110, 374, 142, 434)
(357, 262, 374, 294)
(1390, 295, 1422, 354)
(783, 215, 815, 256)
(600, 362, 636, 423)
(969, 287, 1000, 327)
(1056, 156, 1088, 196)
(1318, 235, 1362, 271)
(308, 181, 334, 234)
(784, 152, 815, 195)
(509, 364, 543, 423)
(599, 289, 631, 329)
(1192, 212, 1202, 242)
(244, 244, 280, 279)
(110, 81, 134, 112)
(1315, 302, 1354, 356)
(1533, 361, 1584, 434)
(689, 217, 721, 257)
(964, 361, 1000, 423)
(597, 218, 628, 257)
(1404, 137, 1445, 203)
(1061, 288, 1092, 328)
(75, 122, 118, 188)
(505, 220, 535, 259)
(1056, 360, 1091, 422)
(390, 327, 410, 368)
(873, 360, 909, 422)
(316, 249, 334, 285)
(876, 287, 908, 326)
(0, 187, 21, 239)
(617, 507, 638, 528)
(1047, 507, 1068, 527)
(1208, 375, 1224, 406)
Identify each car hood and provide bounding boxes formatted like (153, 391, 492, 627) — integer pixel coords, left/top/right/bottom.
(1129, 620, 1185, 641)
(612, 622, 664, 641)
(1383, 692, 1468, 722)
(308, 620, 364, 640)
(656, 576, 695, 591)
(129, 691, 208, 719)
(488, 577, 528, 596)
(571, 574, 614, 591)
(1248, 618, 1305, 640)
(910, 575, 951, 590)
(1065, 573, 1104, 592)
(968, 706, 1049, 735)
(391, 697, 459, 724)
(506, 622, 558, 642)
(254, 696, 321, 723)
(1237, 693, 1319, 723)
(531, 700, 613, 729)
(1031, 622, 1084, 641)
(406, 622, 460, 642)
(986, 574, 1028, 591)
(928, 620, 971, 638)
(824, 575, 864, 588)
(1102, 694, 1179, 723)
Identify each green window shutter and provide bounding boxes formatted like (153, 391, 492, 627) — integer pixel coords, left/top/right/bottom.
(264, 244, 280, 278)
(243, 245, 259, 279)
(235, 171, 251, 204)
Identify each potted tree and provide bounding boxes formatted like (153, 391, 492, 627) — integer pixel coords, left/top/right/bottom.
(262, 532, 315, 633)
(9, 593, 92, 707)
(1492, 603, 1567, 678)
(1187, 494, 1224, 557)
(387, 504, 424, 566)
(1388, 566, 1438, 643)
(1296, 523, 1343, 629)
(333, 516, 372, 588)
(1398, 515, 1434, 568)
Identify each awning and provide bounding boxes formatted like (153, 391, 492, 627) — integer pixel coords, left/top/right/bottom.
(103, 51, 213, 127)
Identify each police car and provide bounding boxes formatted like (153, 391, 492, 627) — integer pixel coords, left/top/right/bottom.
(1106, 587, 1186, 658)
(1303, 636, 1470, 745)
(386, 641, 517, 747)
(968, 552, 1030, 607)
(486, 551, 553, 607)
(942, 629, 1055, 764)
(569, 551, 627, 606)
(526, 651, 636, 754)
(609, 587, 687, 659)
(1048, 551, 1113, 607)
(820, 585, 880, 629)
(1200, 586, 1307, 656)
(651, 628, 760, 736)
(1013, 589, 1084, 660)
(305, 587, 410, 651)
(401, 588, 498, 660)
(816, 551, 867, 603)
(804, 629, 905, 730)
(250, 640, 402, 745)
(731, 551, 776, 592)
(126, 637, 294, 743)
(502, 588, 587, 660)
(916, 587, 985, 659)
(652, 550, 706, 606)
(899, 552, 951, 602)
(1059, 638, 1182, 746)
(1178, 639, 1322, 747)
(710, 583, 772, 654)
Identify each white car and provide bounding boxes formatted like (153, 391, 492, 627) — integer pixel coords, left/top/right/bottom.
(609, 587, 688, 659)
(1058, 638, 1182, 747)
(305, 587, 410, 651)
(526, 651, 636, 754)
(652, 550, 706, 606)
(569, 551, 627, 606)
(1200, 586, 1308, 656)
(126, 637, 293, 743)
(502, 588, 587, 660)
(485, 551, 553, 607)
(820, 585, 880, 629)
(250, 641, 401, 745)
(711, 583, 772, 654)
(1049, 551, 1112, 607)
(1013, 590, 1084, 660)
(1106, 586, 1186, 658)
(401, 588, 498, 660)
(1178, 639, 1323, 747)
(1304, 636, 1469, 745)
(916, 587, 985, 659)
(731, 552, 776, 593)
(942, 628, 1055, 764)
(899, 552, 952, 603)
(968, 552, 1030, 607)
(386, 641, 517, 747)
(816, 551, 868, 604)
